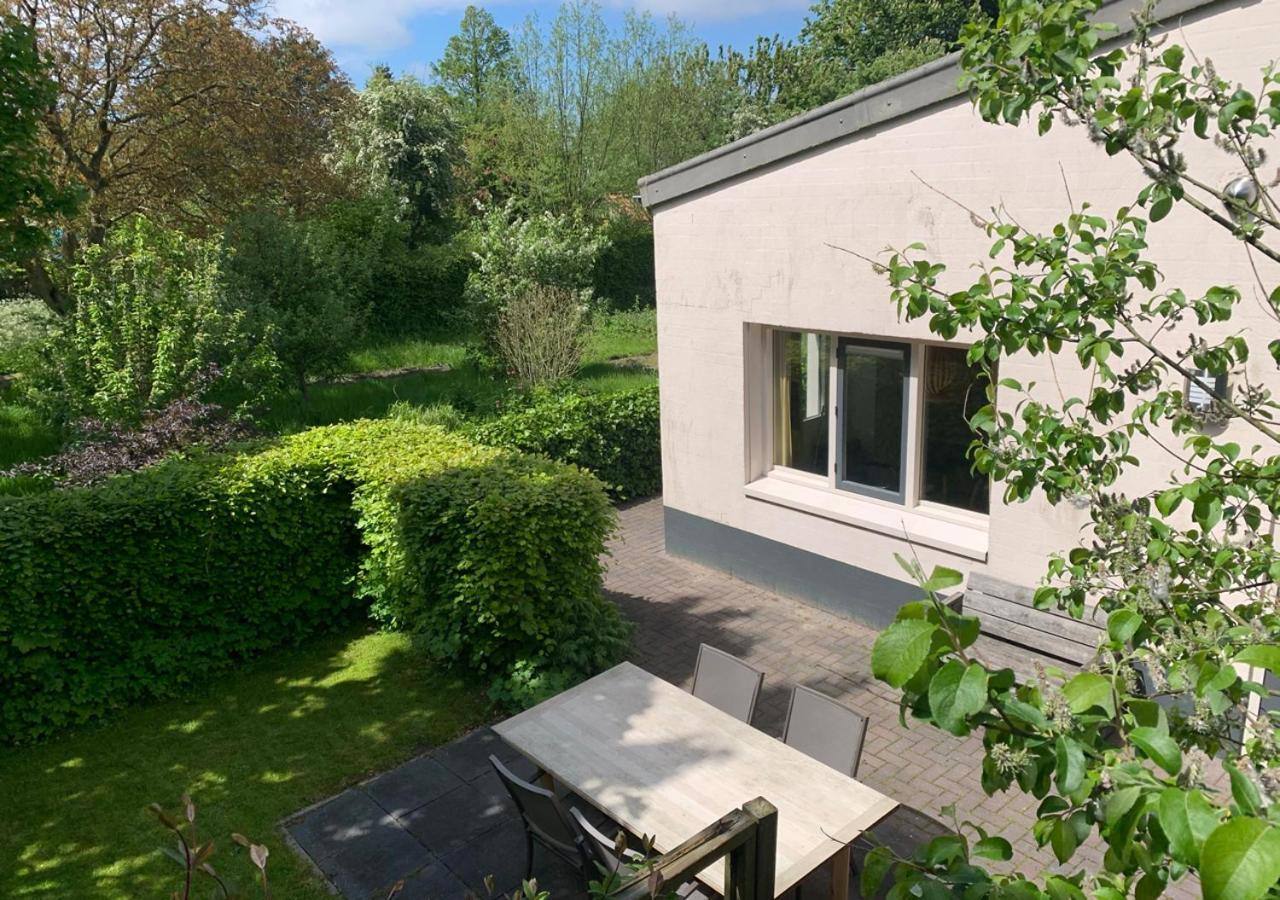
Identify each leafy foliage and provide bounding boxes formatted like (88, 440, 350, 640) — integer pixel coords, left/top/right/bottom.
(19, 0, 350, 313)
(0, 418, 622, 742)
(221, 210, 365, 392)
(331, 69, 463, 241)
(27, 217, 278, 423)
(464, 201, 608, 342)
(3, 368, 250, 486)
(864, 2, 1280, 897)
(0, 16, 78, 280)
(470, 384, 660, 501)
(433, 5, 516, 119)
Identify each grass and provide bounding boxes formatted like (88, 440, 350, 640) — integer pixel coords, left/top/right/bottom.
(0, 391, 62, 469)
(585, 308, 656, 365)
(344, 336, 471, 374)
(0, 626, 490, 900)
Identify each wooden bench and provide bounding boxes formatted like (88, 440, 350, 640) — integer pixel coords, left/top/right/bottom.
(958, 573, 1104, 678)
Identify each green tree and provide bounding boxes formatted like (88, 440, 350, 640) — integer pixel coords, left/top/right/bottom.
(15, 0, 350, 314)
(497, 2, 732, 213)
(433, 5, 515, 118)
(221, 211, 364, 395)
(0, 16, 76, 288)
(864, 2, 1280, 898)
(332, 68, 463, 242)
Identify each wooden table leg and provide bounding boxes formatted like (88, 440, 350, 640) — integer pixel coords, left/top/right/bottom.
(828, 845, 851, 900)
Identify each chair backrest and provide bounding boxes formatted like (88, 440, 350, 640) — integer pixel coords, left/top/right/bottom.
(570, 808, 637, 878)
(691, 644, 764, 723)
(782, 685, 868, 778)
(490, 756, 581, 856)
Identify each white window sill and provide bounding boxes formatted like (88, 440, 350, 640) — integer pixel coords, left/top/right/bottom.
(744, 474, 989, 561)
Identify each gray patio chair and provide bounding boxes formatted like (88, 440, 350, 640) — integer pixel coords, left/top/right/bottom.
(490, 755, 594, 887)
(691, 643, 764, 723)
(782, 687, 868, 899)
(570, 808, 712, 899)
(782, 685, 868, 778)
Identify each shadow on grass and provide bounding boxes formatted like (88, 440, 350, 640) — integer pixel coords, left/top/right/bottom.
(0, 627, 491, 900)
(259, 364, 507, 434)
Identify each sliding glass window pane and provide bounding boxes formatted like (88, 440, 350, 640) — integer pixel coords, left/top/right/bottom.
(922, 346, 991, 514)
(772, 330, 830, 475)
(839, 341, 907, 498)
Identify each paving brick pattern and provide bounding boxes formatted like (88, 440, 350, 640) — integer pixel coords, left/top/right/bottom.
(288, 496, 1198, 898)
(606, 498, 1170, 889)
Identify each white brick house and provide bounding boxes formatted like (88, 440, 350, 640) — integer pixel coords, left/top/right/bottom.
(638, 0, 1280, 645)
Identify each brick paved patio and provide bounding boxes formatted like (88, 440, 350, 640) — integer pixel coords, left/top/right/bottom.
(289, 495, 1203, 898)
(606, 498, 1091, 878)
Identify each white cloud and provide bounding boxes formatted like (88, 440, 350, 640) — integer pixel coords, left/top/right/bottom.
(272, 0, 804, 59)
(270, 0, 453, 52)
(607, 0, 808, 21)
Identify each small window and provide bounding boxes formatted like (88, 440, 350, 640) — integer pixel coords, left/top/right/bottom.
(921, 346, 991, 514)
(837, 340, 909, 502)
(772, 330, 830, 476)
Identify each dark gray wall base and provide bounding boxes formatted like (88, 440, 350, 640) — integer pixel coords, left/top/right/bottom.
(663, 506, 920, 631)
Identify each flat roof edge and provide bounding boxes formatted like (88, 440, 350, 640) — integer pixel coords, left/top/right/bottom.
(638, 0, 1228, 209)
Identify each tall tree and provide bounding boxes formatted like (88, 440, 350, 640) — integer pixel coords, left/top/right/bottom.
(0, 15, 76, 287)
(433, 5, 514, 118)
(9, 0, 351, 313)
(801, 0, 1000, 103)
(332, 68, 462, 241)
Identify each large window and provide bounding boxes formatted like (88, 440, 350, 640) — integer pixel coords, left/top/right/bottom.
(768, 331, 991, 516)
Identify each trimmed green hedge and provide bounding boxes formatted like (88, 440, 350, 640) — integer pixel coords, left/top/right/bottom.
(0, 420, 626, 743)
(469, 385, 660, 501)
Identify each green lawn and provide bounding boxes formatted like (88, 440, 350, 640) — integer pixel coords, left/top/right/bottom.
(0, 393, 62, 469)
(345, 336, 471, 374)
(0, 627, 490, 900)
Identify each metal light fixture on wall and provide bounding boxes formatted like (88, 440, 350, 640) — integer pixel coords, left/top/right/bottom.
(1223, 175, 1260, 218)
(1185, 368, 1231, 426)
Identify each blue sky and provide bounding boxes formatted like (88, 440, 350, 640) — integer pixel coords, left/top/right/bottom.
(270, 0, 812, 84)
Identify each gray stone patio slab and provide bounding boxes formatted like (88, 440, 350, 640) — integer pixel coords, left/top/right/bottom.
(389, 860, 472, 900)
(324, 829, 431, 900)
(434, 727, 524, 782)
(398, 778, 514, 853)
(289, 789, 403, 864)
(365, 755, 466, 818)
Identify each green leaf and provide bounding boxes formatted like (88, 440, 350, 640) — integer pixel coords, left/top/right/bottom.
(1130, 727, 1182, 774)
(928, 660, 988, 733)
(1062, 672, 1115, 716)
(1149, 194, 1173, 222)
(973, 836, 1013, 861)
(1050, 817, 1078, 864)
(921, 565, 964, 594)
(871, 620, 938, 689)
(1054, 736, 1085, 794)
(1107, 609, 1141, 644)
(1157, 788, 1220, 867)
(1226, 763, 1262, 815)
(1234, 644, 1280, 673)
(859, 845, 893, 898)
(1200, 818, 1280, 900)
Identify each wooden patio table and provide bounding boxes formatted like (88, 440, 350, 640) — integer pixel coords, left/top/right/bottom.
(493, 661, 898, 899)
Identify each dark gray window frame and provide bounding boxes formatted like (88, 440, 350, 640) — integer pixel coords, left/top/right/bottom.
(835, 338, 911, 504)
